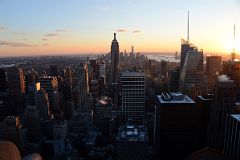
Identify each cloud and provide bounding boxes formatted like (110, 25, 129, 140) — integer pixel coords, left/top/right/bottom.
(117, 29, 127, 32)
(12, 32, 25, 35)
(42, 38, 48, 41)
(96, 6, 111, 11)
(22, 38, 27, 41)
(0, 40, 38, 47)
(43, 43, 48, 46)
(0, 26, 6, 31)
(45, 33, 58, 37)
(56, 29, 67, 32)
(132, 30, 141, 33)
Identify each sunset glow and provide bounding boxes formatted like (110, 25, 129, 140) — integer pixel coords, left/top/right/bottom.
(0, 0, 240, 57)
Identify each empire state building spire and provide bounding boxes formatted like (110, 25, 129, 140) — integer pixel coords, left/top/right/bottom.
(110, 33, 119, 84)
(114, 32, 116, 40)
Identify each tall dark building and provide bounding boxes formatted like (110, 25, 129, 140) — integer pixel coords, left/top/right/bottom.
(0, 69, 7, 91)
(195, 94, 214, 148)
(38, 76, 58, 113)
(206, 56, 221, 91)
(64, 67, 73, 86)
(35, 88, 50, 120)
(24, 105, 42, 142)
(179, 12, 207, 98)
(3, 116, 26, 153)
(179, 40, 207, 99)
(155, 92, 199, 159)
(89, 59, 99, 79)
(7, 66, 25, 113)
(7, 66, 25, 95)
(75, 63, 90, 111)
(116, 121, 148, 160)
(223, 60, 240, 86)
(160, 60, 167, 76)
(206, 56, 221, 75)
(170, 67, 180, 92)
(63, 67, 73, 101)
(180, 39, 195, 70)
(223, 114, 240, 160)
(110, 33, 119, 84)
(207, 75, 238, 151)
(26, 83, 39, 106)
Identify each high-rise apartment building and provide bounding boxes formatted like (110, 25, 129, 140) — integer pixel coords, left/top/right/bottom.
(64, 66, 73, 86)
(99, 59, 105, 79)
(3, 116, 26, 153)
(7, 66, 25, 112)
(75, 63, 89, 111)
(7, 66, 25, 94)
(38, 76, 58, 94)
(38, 76, 58, 112)
(35, 88, 50, 120)
(26, 83, 39, 106)
(90, 80, 99, 99)
(68, 112, 92, 138)
(89, 59, 99, 79)
(24, 105, 42, 142)
(121, 72, 145, 124)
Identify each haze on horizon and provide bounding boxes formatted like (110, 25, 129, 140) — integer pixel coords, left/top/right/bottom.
(0, 0, 240, 57)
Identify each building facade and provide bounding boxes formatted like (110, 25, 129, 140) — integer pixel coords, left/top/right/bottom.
(179, 40, 207, 99)
(110, 33, 119, 84)
(121, 72, 145, 124)
(155, 92, 199, 159)
(75, 63, 89, 111)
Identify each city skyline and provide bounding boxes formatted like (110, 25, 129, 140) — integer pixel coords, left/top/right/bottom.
(0, 0, 240, 57)
(1, 10, 240, 158)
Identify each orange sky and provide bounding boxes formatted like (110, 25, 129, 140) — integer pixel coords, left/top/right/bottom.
(0, 0, 240, 57)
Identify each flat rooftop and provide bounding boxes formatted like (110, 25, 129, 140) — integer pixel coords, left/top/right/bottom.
(231, 114, 240, 122)
(157, 92, 195, 104)
(122, 72, 144, 77)
(117, 124, 147, 142)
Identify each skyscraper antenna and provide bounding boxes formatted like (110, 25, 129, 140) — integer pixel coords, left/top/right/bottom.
(187, 10, 190, 42)
(233, 24, 236, 52)
(231, 24, 236, 60)
(234, 24, 236, 41)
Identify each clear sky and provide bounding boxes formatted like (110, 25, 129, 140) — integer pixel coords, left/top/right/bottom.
(0, 0, 240, 57)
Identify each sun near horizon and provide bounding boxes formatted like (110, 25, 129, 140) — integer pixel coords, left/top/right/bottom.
(0, 0, 240, 57)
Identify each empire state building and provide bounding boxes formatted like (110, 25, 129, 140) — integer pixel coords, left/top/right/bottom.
(110, 33, 119, 84)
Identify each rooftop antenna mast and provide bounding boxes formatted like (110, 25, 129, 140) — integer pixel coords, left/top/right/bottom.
(187, 10, 190, 43)
(233, 24, 236, 53)
(231, 24, 236, 60)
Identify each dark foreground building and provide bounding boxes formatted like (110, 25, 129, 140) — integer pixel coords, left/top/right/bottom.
(155, 92, 199, 159)
(115, 121, 148, 160)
